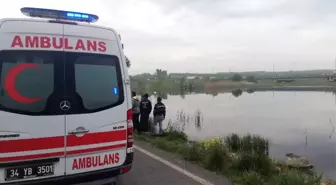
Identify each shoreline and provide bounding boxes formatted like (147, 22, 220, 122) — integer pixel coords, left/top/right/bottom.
(202, 85, 336, 93)
(247, 85, 335, 91)
(135, 128, 336, 185)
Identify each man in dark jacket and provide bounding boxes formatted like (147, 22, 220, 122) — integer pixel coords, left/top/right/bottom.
(153, 97, 166, 135)
(139, 93, 152, 133)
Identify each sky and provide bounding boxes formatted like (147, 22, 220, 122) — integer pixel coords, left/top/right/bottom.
(0, 0, 335, 74)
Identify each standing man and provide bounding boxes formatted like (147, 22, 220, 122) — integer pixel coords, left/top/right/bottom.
(153, 97, 166, 135)
(132, 91, 140, 133)
(139, 93, 152, 133)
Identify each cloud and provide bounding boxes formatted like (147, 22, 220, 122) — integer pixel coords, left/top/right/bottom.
(0, 0, 335, 74)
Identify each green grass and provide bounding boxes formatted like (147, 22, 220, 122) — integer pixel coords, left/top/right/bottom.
(135, 121, 334, 185)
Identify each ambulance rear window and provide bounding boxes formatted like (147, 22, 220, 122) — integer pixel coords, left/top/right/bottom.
(0, 50, 124, 115)
(0, 50, 55, 114)
(70, 53, 123, 112)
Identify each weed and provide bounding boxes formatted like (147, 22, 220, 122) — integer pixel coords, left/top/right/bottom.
(272, 170, 322, 185)
(224, 133, 241, 152)
(182, 142, 205, 162)
(224, 133, 269, 155)
(204, 141, 230, 172)
(239, 171, 266, 185)
(135, 125, 326, 185)
(165, 120, 188, 141)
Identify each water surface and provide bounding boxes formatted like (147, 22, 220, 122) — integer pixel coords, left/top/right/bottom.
(155, 91, 336, 180)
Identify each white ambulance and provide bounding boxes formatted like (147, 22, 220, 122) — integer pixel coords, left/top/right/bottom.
(0, 7, 134, 185)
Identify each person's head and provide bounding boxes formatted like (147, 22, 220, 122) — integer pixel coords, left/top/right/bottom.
(132, 91, 136, 97)
(157, 97, 162, 103)
(143, 94, 149, 99)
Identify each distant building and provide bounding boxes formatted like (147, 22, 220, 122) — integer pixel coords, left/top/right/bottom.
(327, 71, 336, 82)
(186, 76, 197, 80)
(209, 76, 217, 80)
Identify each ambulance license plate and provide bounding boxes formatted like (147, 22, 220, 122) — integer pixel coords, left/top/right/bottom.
(5, 163, 54, 181)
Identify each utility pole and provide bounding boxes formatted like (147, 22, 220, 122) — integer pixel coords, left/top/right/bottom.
(273, 64, 275, 81)
(334, 58, 336, 73)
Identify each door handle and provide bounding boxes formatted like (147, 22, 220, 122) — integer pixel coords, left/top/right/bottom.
(68, 129, 89, 135)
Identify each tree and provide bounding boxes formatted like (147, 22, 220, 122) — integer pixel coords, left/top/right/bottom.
(231, 73, 242, 82)
(246, 76, 257, 83)
(155, 69, 168, 80)
(179, 77, 186, 92)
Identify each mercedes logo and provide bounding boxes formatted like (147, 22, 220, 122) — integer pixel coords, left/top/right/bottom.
(60, 101, 71, 111)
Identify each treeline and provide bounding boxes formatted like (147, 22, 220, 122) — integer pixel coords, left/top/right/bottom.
(130, 69, 205, 96)
(130, 69, 261, 96)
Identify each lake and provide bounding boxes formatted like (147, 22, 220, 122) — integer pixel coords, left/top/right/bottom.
(151, 91, 336, 180)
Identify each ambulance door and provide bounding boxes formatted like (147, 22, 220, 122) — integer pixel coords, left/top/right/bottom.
(0, 20, 66, 183)
(63, 25, 127, 175)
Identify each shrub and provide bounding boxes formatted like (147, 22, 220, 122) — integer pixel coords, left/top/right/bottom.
(224, 133, 241, 152)
(246, 76, 257, 83)
(200, 137, 223, 150)
(136, 125, 326, 185)
(232, 73, 243, 81)
(204, 141, 230, 172)
(165, 120, 188, 142)
(272, 170, 322, 185)
(230, 153, 277, 177)
(224, 133, 269, 155)
(239, 171, 266, 185)
(243, 134, 269, 155)
(182, 142, 205, 162)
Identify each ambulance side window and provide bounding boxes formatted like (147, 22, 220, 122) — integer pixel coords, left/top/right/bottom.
(0, 50, 54, 114)
(72, 53, 123, 111)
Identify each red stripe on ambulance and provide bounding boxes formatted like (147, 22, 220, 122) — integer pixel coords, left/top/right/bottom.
(0, 130, 126, 153)
(10, 35, 106, 52)
(0, 144, 125, 162)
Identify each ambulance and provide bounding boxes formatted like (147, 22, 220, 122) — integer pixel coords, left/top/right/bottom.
(0, 7, 134, 184)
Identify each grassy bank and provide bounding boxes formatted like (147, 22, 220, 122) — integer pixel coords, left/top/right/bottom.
(135, 121, 336, 185)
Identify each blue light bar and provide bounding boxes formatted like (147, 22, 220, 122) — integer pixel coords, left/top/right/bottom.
(113, 87, 119, 95)
(20, 7, 99, 23)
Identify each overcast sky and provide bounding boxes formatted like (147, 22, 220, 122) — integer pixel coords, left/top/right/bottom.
(1, 0, 335, 74)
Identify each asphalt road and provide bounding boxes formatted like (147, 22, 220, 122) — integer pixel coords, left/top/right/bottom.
(119, 149, 200, 185)
(118, 141, 233, 185)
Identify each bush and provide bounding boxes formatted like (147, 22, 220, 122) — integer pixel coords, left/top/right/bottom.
(224, 133, 269, 155)
(135, 127, 326, 185)
(165, 120, 188, 142)
(200, 137, 223, 150)
(272, 170, 322, 185)
(203, 140, 230, 172)
(246, 76, 257, 83)
(230, 153, 277, 177)
(239, 171, 266, 185)
(182, 142, 205, 162)
(232, 73, 243, 81)
(224, 133, 241, 152)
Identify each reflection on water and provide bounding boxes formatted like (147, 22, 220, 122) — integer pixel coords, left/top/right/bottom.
(246, 89, 255, 94)
(232, 89, 243, 97)
(158, 91, 336, 180)
(176, 109, 203, 131)
(329, 119, 335, 140)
